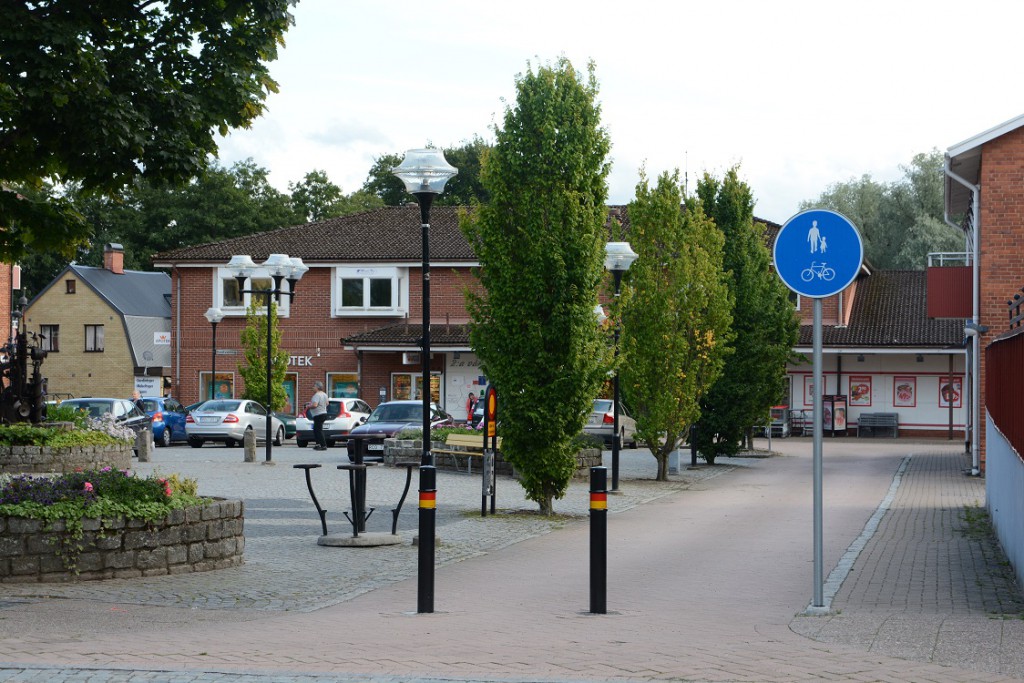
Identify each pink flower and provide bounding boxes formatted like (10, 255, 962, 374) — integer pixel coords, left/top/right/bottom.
(83, 482, 93, 493)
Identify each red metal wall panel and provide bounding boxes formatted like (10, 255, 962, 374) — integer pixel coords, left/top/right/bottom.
(927, 266, 972, 318)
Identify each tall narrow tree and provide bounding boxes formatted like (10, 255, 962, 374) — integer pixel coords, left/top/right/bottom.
(695, 168, 799, 461)
(461, 59, 610, 514)
(620, 170, 733, 480)
(238, 299, 289, 412)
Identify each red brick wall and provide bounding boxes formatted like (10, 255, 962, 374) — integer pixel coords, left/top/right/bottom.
(169, 265, 473, 407)
(978, 126, 1024, 466)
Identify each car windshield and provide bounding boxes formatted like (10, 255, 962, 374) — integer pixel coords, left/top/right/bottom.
(367, 403, 421, 424)
(198, 400, 241, 413)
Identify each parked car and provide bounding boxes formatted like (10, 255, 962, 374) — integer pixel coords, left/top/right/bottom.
(584, 399, 638, 448)
(139, 396, 189, 447)
(346, 400, 454, 461)
(273, 411, 298, 439)
(295, 397, 372, 448)
(185, 399, 285, 448)
(59, 398, 151, 437)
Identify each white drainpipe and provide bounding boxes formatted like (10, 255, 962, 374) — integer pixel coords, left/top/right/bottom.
(944, 158, 981, 476)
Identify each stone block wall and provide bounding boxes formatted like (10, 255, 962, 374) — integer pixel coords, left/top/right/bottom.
(0, 443, 133, 474)
(0, 498, 244, 582)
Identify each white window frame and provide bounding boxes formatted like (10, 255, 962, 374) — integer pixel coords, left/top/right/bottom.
(333, 266, 406, 317)
(213, 268, 293, 317)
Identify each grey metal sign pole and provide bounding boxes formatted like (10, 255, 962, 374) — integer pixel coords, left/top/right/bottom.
(772, 209, 863, 613)
(812, 298, 824, 608)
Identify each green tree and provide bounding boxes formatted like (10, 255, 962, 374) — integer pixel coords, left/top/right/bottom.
(801, 150, 961, 269)
(290, 170, 383, 222)
(620, 170, 733, 480)
(238, 299, 289, 412)
(461, 59, 610, 514)
(0, 1, 295, 262)
(363, 137, 490, 207)
(695, 168, 799, 462)
(17, 160, 299, 295)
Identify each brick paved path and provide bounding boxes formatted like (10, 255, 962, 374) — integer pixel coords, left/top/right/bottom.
(0, 439, 1020, 682)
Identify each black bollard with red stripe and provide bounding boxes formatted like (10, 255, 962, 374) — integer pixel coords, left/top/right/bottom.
(590, 466, 608, 614)
(417, 465, 437, 614)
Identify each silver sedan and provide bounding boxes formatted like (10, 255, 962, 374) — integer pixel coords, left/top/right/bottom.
(185, 399, 285, 448)
(584, 399, 639, 448)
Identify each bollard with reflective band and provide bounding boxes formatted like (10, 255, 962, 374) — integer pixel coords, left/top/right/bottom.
(590, 466, 608, 614)
(417, 465, 437, 613)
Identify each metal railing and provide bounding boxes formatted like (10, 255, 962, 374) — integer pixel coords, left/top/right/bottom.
(927, 252, 973, 267)
(1010, 287, 1024, 330)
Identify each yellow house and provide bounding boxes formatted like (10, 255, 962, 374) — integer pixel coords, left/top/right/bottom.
(24, 244, 171, 398)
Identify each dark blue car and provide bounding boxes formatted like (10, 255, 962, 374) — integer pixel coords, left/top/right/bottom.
(140, 396, 188, 447)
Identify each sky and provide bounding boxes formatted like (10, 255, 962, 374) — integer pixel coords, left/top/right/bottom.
(218, 0, 1024, 225)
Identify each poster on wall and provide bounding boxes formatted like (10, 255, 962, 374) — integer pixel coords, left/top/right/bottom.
(938, 375, 963, 408)
(893, 376, 916, 407)
(328, 373, 359, 398)
(201, 372, 235, 401)
(848, 375, 872, 406)
(803, 375, 826, 406)
(282, 374, 297, 415)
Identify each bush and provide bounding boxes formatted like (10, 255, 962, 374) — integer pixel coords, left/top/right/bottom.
(0, 412, 133, 447)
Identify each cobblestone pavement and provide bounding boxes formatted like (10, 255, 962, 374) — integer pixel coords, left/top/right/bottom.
(0, 438, 1021, 683)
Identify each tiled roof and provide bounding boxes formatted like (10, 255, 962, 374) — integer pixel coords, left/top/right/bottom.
(152, 205, 477, 263)
(798, 270, 965, 348)
(72, 265, 171, 317)
(153, 204, 782, 264)
(343, 323, 470, 348)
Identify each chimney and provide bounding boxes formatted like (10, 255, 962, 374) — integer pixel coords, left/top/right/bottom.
(103, 243, 124, 274)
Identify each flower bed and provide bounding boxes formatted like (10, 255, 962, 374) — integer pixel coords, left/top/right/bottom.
(0, 469, 244, 582)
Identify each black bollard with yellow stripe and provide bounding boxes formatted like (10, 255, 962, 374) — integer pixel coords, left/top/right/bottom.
(590, 466, 608, 614)
(417, 465, 437, 613)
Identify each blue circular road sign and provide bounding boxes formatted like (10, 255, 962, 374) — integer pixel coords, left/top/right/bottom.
(773, 209, 863, 299)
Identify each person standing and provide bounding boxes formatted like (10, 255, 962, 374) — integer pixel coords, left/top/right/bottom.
(465, 392, 478, 425)
(307, 381, 329, 451)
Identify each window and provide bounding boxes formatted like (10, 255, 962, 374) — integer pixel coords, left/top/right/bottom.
(40, 325, 59, 352)
(215, 270, 291, 316)
(335, 267, 405, 316)
(85, 324, 104, 352)
(65, 280, 76, 294)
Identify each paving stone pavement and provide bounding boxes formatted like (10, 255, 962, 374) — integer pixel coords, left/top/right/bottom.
(0, 438, 1020, 683)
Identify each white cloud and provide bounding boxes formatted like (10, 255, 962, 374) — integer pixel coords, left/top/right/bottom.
(218, 0, 1024, 223)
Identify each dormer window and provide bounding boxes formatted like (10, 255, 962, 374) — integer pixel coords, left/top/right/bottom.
(334, 267, 406, 317)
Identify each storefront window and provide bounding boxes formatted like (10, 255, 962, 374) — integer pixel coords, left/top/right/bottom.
(391, 372, 441, 403)
(200, 372, 235, 402)
(328, 373, 359, 398)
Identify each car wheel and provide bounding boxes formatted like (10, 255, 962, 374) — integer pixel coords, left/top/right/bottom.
(158, 427, 172, 448)
(188, 437, 204, 448)
(297, 439, 308, 448)
(273, 426, 284, 446)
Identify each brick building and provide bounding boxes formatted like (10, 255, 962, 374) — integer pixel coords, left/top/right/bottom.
(152, 205, 483, 420)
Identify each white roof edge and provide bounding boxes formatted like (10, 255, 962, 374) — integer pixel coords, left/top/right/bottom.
(947, 113, 1024, 159)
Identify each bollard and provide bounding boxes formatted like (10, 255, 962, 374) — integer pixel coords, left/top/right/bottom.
(135, 427, 152, 463)
(590, 466, 608, 614)
(417, 465, 437, 614)
(243, 428, 256, 463)
(690, 424, 698, 468)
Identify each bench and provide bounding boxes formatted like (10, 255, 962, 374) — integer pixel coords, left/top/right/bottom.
(857, 412, 899, 438)
(433, 433, 503, 474)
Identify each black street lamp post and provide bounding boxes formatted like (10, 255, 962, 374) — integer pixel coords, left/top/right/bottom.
(393, 148, 457, 615)
(392, 149, 458, 467)
(204, 307, 224, 401)
(604, 242, 638, 492)
(226, 254, 307, 464)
